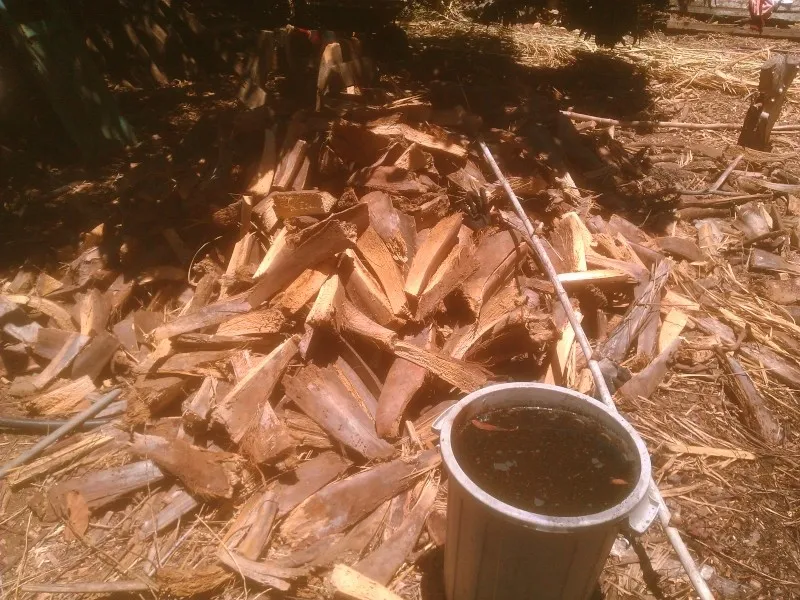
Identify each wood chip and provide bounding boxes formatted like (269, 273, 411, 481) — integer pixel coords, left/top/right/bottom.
(249, 210, 364, 307)
(355, 477, 439, 584)
(356, 226, 410, 319)
(331, 565, 404, 600)
(376, 328, 431, 439)
(370, 122, 467, 160)
(663, 443, 756, 460)
(131, 434, 243, 499)
(279, 449, 439, 549)
(416, 225, 477, 320)
(49, 460, 165, 512)
(2, 294, 77, 331)
(272, 190, 338, 217)
(284, 364, 395, 460)
(27, 376, 96, 415)
(404, 213, 463, 298)
(213, 336, 298, 444)
(342, 249, 398, 327)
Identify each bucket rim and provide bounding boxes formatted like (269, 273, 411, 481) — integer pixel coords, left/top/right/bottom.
(439, 382, 652, 532)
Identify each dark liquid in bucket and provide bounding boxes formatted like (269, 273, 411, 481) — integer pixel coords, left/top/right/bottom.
(453, 406, 638, 517)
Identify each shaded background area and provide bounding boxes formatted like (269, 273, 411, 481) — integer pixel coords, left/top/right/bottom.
(0, 4, 659, 275)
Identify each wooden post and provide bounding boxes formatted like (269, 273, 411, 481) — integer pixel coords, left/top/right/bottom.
(238, 30, 277, 109)
(738, 53, 799, 151)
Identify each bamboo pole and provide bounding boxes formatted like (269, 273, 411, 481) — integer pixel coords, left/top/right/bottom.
(478, 139, 716, 600)
(561, 110, 800, 132)
(0, 388, 122, 480)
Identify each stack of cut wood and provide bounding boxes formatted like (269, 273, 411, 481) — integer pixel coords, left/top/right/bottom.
(0, 92, 795, 597)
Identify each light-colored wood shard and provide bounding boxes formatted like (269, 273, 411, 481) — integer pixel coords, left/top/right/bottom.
(134, 338, 174, 375)
(339, 338, 383, 399)
(602, 260, 670, 364)
(239, 396, 295, 465)
(416, 225, 476, 320)
(461, 230, 519, 316)
(6, 431, 113, 487)
(216, 550, 298, 591)
(248, 128, 277, 195)
(307, 274, 345, 328)
(32, 328, 73, 360)
(617, 338, 682, 401)
(356, 226, 409, 318)
(27, 375, 96, 415)
(35, 272, 64, 297)
(544, 308, 582, 387)
(284, 364, 394, 460)
(182, 376, 215, 429)
(254, 227, 289, 280)
(370, 122, 467, 160)
(279, 449, 439, 549)
(272, 190, 337, 217)
(663, 443, 755, 461)
(248, 214, 362, 307)
(553, 212, 592, 272)
(404, 213, 463, 298)
(658, 308, 688, 353)
(446, 281, 525, 360)
(557, 269, 635, 287)
(152, 300, 250, 341)
(342, 249, 397, 327)
(722, 354, 783, 446)
(273, 139, 309, 191)
(331, 565, 404, 600)
(179, 273, 217, 318)
(140, 489, 199, 538)
(394, 143, 433, 172)
(662, 290, 700, 313)
(273, 263, 334, 315)
(220, 232, 257, 298)
(32, 333, 89, 391)
(252, 196, 279, 235)
(363, 191, 417, 272)
(355, 477, 439, 585)
(71, 331, 120, 380)
(216, 307, 285, 337)
(49, 460, 165, 512)
(393, 340, 489, 393)
(334, 357, 379, 419)
(334, 299, 397, 350)
(157, 350, 231, 376)
(213, 336, 299, 444)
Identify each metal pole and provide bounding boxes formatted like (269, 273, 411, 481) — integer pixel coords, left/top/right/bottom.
(478, 139, 715, 600)
(0, 388, 123, 480)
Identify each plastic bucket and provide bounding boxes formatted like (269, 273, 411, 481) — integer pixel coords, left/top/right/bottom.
(436, 383, 656, 600)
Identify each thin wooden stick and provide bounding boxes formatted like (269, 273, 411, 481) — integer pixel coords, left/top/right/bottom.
(0, 388, 122, 479)
(708, 154, 744, 192)
(21, 581, 152, 593)
(561, 110, 800, 132)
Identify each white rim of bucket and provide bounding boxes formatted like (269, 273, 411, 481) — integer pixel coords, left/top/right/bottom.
(439, 382, 652, 533)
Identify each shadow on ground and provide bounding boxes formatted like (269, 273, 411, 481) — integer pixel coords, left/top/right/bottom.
(400, 25, 660, 127)
(417, 546, 607, 599)
(0, 22, 661, 274)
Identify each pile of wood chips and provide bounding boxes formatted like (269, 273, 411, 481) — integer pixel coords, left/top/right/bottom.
(1, 85, 797, 598)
